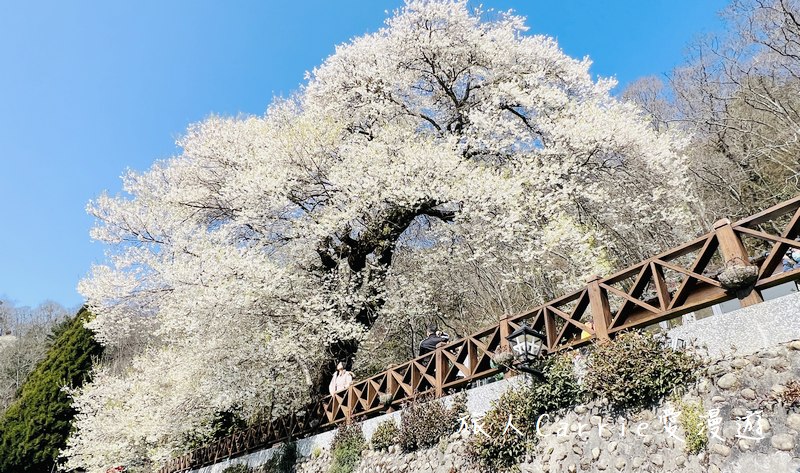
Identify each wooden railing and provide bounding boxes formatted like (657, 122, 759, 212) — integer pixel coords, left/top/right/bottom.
(158, 195, 800, 473)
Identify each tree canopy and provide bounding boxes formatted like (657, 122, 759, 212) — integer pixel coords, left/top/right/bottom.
(65, 1, 693, 471)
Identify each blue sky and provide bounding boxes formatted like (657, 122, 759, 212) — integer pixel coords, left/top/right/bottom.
(0, 0, 727, 309)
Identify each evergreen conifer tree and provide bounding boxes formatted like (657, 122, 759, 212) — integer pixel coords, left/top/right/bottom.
(0, 307, 102, 473)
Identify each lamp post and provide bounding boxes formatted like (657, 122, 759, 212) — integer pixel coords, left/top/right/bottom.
(505, 321, 547, 380)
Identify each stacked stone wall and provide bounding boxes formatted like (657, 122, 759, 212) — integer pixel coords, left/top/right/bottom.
(196, 293, 800, 473)
(293, 341, 800, 473)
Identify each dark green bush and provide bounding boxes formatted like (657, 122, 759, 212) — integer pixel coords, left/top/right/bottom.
(0, 308, 103, 473)
(330, 423, 365, 473)
(211, 407, 248, 439)
(467, 386, 535, 471)
(370, 419, 400, 451)
(531, 351, 586, 412)
(254, 441, 296, 473)
(467, 352, 583, 471)
(398, 393, 463, 452)
(583, 331, 701, 412)
(222, 465, 251, 473)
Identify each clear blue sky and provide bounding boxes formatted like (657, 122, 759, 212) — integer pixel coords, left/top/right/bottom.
(0, 0, 727, 309)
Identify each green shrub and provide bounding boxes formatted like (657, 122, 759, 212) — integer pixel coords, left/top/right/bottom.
(583, 331, 700, 412)
(467, 386, 535, 472)
(467, 352, 583, 471)
(679, 401, 708, 455)
(222, 464, 251, 473)
(211, 407, 248, 439)
(311, 445, 323, 458)
(330, 423, 365, 473)
(370, 419, 400, 451)
(531, 351, 586, 412)
(398, 394, 462, 452)
(258, 441, 296, 473)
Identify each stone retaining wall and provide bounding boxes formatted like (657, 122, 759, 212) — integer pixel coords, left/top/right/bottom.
(668, 285, 800, 358)
(193, 292, 800, 473)
(295, 340, 800, 473)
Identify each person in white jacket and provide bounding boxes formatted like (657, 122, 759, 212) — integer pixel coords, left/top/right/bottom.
(328, 362, 353, 395)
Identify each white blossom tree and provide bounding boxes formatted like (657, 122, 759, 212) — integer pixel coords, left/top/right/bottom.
(64, 1, 694, 470)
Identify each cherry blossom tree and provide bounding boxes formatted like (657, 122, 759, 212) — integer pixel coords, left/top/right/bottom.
(64, 1, 693, 470)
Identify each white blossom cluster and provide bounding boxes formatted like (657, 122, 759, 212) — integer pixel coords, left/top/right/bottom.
(63, 2, 693, 471)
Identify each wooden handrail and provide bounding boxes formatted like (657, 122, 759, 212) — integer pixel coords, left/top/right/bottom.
(157, 195, 800, 473)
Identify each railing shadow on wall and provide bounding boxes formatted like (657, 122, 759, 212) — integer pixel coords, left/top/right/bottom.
(158, 195, 800, 473)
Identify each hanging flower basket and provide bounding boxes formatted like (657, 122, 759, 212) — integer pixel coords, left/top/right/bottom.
(717, 257, 759, 298)
(491, 349, 515, 372)
(379, 393, 393, 407)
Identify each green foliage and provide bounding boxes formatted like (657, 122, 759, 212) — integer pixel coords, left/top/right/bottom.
(467, 353, 583, 471)
(0, 307, 102, 473)
(330, 423, 365, 473)
(583, 331, 700, 412)
(370, 419, 400, 451)
(467, 387, 534, 472)
(679, 400, 708, 455)
(398, 394, 462, 452)
(0, 303, 70, 414)
(532, 352, 586, 412)
(222, 465, 252, 473)
(211, 407, 248, 438)
(45, 317, 73, 345)
(253, 441, 297, 473)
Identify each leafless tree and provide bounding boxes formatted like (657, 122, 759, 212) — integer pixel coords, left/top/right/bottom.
(0, 300, 71, 412)
(624, 0, 800, 224)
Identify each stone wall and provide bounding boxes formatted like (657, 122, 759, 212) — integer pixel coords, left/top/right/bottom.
(295, 341, 800, 473)
(193, 292, 800, 473)
(668, 285, 800, 358)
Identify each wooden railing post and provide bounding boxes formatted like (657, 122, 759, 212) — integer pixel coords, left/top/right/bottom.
(345, 385, 355, 423)
(586, 274, 611, 342)
(386, 370, 398, 412)
(713, 218, 763, 307)
(499, 316, 511, 350)
(435, 349, 447, 397)
(498, 316, 513, 378)
(324, 395, 335, 424)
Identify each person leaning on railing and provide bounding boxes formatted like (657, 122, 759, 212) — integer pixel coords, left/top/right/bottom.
(418, 324, 450, 355)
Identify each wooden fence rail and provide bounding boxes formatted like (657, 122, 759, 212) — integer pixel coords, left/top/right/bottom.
(157, 195, 800, 473)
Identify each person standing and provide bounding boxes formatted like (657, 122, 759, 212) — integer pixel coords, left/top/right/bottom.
(328, 362, 353, 395)
(580, 321, 595, 340)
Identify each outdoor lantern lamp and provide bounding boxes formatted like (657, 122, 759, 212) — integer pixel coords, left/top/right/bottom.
(505, 321, 547, 379)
